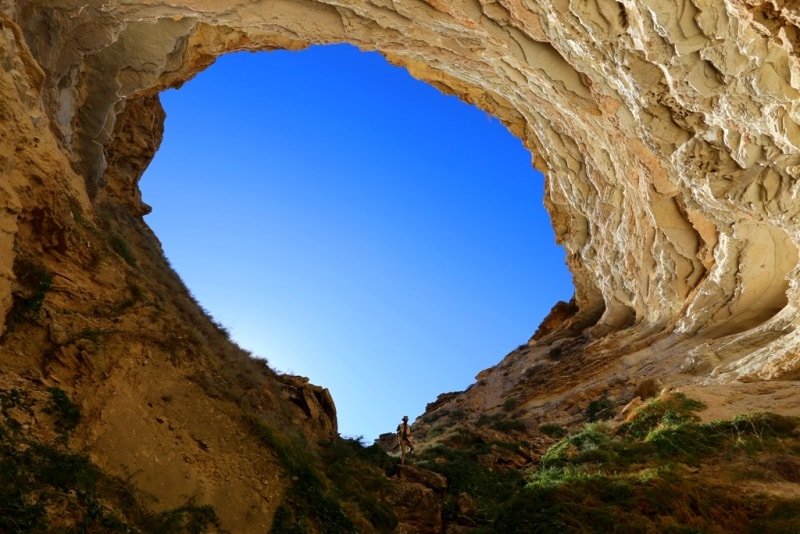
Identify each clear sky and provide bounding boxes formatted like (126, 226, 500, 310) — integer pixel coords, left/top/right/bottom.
(139, 44, 573, 441)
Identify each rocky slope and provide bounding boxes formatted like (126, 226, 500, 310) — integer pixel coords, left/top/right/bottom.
(1, 0, 800, 531)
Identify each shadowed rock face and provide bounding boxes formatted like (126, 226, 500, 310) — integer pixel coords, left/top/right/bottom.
(2, 0, 800, 530)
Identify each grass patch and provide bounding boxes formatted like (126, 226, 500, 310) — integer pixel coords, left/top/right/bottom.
(417, 433, 524, 524)
(618, 392, 705, 439)
(496, 468, 763, 533)
(492, 393, 800, 532)
(108, 233, 137, 267)
(246, 416, 357, 533)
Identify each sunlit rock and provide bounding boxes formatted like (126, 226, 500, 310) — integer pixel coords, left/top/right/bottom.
(3, 0, 800, 530)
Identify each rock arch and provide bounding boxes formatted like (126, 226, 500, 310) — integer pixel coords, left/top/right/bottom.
(3, 2, 800, 530)
(8, 0, 799, 380)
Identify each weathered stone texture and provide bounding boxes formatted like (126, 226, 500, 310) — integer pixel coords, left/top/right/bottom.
(3, 0, 800, 530)
(13, 0, 797, 381)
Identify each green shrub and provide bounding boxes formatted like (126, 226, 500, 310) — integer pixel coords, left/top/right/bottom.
(646, 422, 720, 463)
(449, 409, 468, 421)
(619, 392, 705, 439)
(540, 424, 613, 468)
(418, 440, 523, 523)
(527, 465, 595, 489)
(109, 233, 137, 267)
(585, 396, 615, 422)
(475, 412, 527, 433)
(476, 413, 501, 427)
(539, 423, 567, 439)
(494, 395, 800, 533)
(246, 417, 357, 533)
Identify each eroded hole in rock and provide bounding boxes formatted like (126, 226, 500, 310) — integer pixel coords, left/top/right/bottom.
(140, 44, 573, 440)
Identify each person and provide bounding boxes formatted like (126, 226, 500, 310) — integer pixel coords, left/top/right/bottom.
(397, 415, 414, 465)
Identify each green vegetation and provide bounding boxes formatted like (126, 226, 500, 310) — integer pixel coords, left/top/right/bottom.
(418, 408, 469, 439)
(321, 437, 398, 531)
(493, 392, 800, 532)
(95, 283, 143, 317)
(246, 416, 398, 533)
(0, 387, 220, 533)
(618, 392, 705, 439)
(109, 232, 137, 267)
(539, 423, 567, 439)
(418, 432, 524, 526)
(584, 395, 615, 422)
(412, 393, 800, 532)
(491, 419, 527, 433)
(476, 412, 527, 433)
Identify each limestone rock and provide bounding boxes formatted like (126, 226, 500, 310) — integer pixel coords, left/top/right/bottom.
(390, 465, 446, 533)
(531, 298, 579, 341)
(3, 0, 800, 531)
(7, 0, 800, 381)
(277, 373, 338, 441)
(396, 464, 448, 492)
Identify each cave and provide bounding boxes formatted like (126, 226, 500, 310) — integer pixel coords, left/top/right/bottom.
(8, 1, 800, 381)
(2, 1, 800, 531)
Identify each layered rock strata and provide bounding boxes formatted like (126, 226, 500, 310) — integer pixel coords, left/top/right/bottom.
(2, 0, 800, 530)
(7, 0, 800, 380)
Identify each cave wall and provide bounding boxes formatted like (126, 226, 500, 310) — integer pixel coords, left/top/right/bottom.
(2, 1, 800, 529)
(4, 0, 800, 381)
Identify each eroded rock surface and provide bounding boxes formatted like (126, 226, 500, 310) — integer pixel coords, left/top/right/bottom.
(2, 0, 800, 530)
(7, 0, 800, 380)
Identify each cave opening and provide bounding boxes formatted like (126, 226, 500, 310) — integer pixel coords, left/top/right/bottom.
(139, 44, 573, 440)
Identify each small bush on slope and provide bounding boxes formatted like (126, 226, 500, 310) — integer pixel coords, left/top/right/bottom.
(247, 417, 399, 533)
(494, 392, 800, 533)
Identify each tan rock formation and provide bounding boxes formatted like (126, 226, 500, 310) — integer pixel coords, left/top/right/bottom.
(8, 0, 800, 380)
(3, 0, 800, 530)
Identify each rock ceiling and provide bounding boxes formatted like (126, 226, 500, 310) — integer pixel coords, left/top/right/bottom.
(6, 0, 800, 380)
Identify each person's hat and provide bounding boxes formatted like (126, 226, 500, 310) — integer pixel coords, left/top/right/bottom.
(402, 415, 409, 421)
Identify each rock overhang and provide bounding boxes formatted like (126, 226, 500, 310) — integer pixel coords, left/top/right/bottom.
(5, 0, 800, 381)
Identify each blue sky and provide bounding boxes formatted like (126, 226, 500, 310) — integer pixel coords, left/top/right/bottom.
(140, 44, 573, 441)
